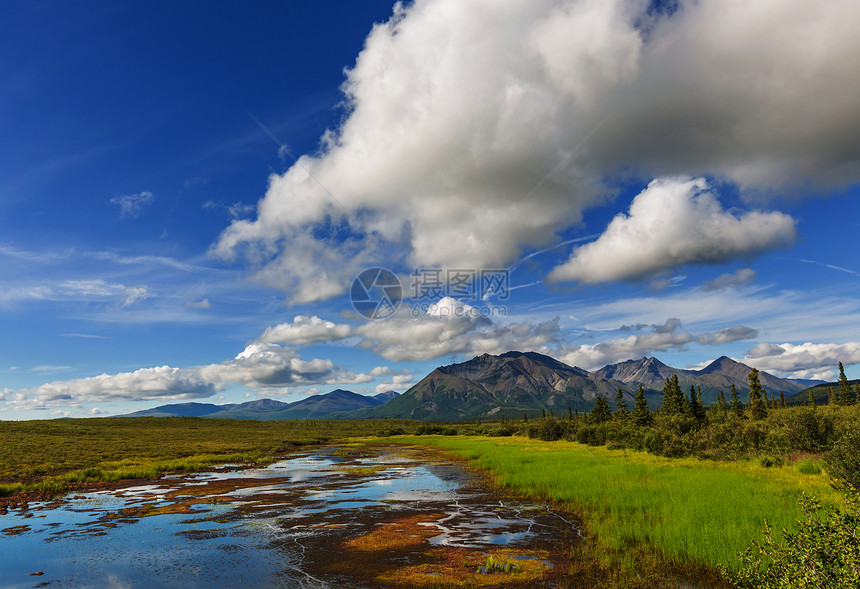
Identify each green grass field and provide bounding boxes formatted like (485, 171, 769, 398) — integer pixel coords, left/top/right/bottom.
(1, 418, 846, 586)
(395, 435, 841, 584)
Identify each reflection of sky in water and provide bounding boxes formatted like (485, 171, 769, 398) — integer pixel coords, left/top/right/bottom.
(0, 449, 573, 588)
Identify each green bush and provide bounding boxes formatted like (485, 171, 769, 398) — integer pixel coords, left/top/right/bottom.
(725, 493, 860, 588)
(826, 425, 860, 492)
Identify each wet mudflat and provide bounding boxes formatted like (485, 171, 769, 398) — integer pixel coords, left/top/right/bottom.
(0, 445, 580, 588)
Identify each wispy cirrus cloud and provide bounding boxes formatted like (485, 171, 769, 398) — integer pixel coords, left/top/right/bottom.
(702, 268, 757, 292)
(697, 326, 759, 346)
(110, 191, 154, 218)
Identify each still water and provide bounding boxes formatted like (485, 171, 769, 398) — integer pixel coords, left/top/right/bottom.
(0, 446, 578, 588)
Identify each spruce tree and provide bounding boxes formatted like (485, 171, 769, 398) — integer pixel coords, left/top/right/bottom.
(591, 395, 612, 424)
(838, 362, 854, 406)
(661, 375, 684, 416)
(747, 368, 768, 420)
(828, 387, 836, 405)
(855, 383, 860, 405)
(632, 386, 653, 426)
(717, 390, 728, 413)
(567, 405, 573, 420)
(730, 384, 744, 418)
(689, 385, 705, 422)
(615, 388, 629, 418)
(779, 391, 786, 408)
(808, 389, 817, 410)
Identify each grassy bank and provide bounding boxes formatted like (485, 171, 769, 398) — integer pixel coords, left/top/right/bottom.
(396, 435, 842, 585)
(0, 417, 414, 497)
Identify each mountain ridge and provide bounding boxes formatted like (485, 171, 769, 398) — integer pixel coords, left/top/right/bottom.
(123, 352, 822, 421)
(125, 389, 396, 420)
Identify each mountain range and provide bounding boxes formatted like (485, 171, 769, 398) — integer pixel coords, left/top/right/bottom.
(127, 389, 398, 420)
(125, 352, 822, 421)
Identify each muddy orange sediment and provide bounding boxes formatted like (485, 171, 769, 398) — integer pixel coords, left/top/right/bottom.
(343, 513, 445, 551)
(332, 513, 561, 587)
(2, 524, 31, 535)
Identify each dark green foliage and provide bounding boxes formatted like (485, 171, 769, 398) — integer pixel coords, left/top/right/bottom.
(716, 390, 728, 413)
(826, 424, 860, 493)
(535, 418, 567, 441)
(575, 424, 606, 446)
(725, 492, 860, 589)
(614, 388, 629, 418)
(829, 386, 837, 405)
(689, 385, 706, 423)
(590, 395, 612, 424)
(632, 386, 653, 426)
(808, 389, 816, 409)
(730, 384, 745, 418)
(747, 368, 768, 420)
(784, 409, 834, 452)
(661, 375, 685, 416)
(838, 362, 855, 406)
(415, 424, 458, 435)
(779, 391, 786, 408)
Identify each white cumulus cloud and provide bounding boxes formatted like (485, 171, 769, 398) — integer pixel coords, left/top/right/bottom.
(560, 318, 692, 369)
(260, 315, 354, 346)
(7, 343, 376, 412)
(743, 341, 860, 380)
(548, 177, 796, 283)
(212, 0, 860, 302)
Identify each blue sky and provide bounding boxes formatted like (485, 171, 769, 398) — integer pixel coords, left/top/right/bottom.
(2, 0, 859, 419)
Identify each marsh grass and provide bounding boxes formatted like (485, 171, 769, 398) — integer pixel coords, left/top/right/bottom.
(0, 417, 416, 498)
(395, 435, 842, 583)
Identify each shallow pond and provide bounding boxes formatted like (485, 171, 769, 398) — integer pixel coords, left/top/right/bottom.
(0, 446, 580, 588)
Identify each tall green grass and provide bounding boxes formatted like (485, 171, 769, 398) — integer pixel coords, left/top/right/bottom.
(398, 436, 841, 572)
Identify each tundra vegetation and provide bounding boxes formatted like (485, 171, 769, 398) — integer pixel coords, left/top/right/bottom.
(1, 366, 859, 587)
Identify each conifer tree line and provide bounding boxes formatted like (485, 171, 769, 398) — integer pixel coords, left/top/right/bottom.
(574, 363, 858, 426)
(580, 366, 786, 425)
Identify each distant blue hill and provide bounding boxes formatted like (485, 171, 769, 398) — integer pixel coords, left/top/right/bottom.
(125, 402, 238, 418)
(124, 390, 399, 420)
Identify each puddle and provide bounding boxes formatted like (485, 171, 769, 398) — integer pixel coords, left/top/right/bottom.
(0, 446, 580, 587)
